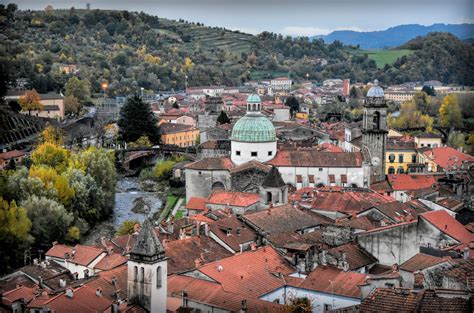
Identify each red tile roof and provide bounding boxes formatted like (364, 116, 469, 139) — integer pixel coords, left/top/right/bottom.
(299, 266, 367, 298)
(197, 246, 294, 297)
(399, 253, 449, 272)
(46, 244, 104, 266)
(2, 285, 38, 305)
(339, 216, 381, 231)
(423, 147, 474, 171)
(327, 243, 378, 270)
(209, 215, 256, 252)
(167, 275, 286, 312)
(44, 285, 113, 312)
(207, 190, 260, 207)
(317, 143, 344, 152)
(360, 288, 471, 313)
(93, 253, 127, 271)
(186, 197, 207, 212)
(387, 174, 437, 191)
(420, 210, 474, 244)
(185, 157, 234, 170)
(267, 151, 364, 167)
(0, 150, 26, 161)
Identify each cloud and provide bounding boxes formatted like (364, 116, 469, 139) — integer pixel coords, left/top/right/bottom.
(281, 25, 366, 36)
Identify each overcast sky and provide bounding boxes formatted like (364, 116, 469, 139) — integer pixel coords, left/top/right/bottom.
(3, 0, 473, 36)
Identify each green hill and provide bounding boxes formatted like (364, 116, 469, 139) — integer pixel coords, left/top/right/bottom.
(355, 50, 413, 68)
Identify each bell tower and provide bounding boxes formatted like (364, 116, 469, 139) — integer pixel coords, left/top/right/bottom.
(127, 218, 167, 313)
(362, 80, 387, 184)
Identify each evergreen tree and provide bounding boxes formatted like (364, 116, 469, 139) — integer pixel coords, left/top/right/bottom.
(118, 94, 160, 144)
(285, 96, 300, 117)
(217, 110, 231, 125)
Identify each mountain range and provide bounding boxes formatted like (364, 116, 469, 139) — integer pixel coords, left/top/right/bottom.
(313, 23, 474, 49)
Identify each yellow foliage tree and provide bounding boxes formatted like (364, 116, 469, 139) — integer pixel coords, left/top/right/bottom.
(388, 101, 433, 132)
(31, 143, 69, 173)
(29, 165, 75, 206)
(128, 135, 153, 148)
(184, 57, 194, 71)
(41, 125, 63, 145)
(19, 89, 43, 115)
(439, 94, 463, 128)
(144, 54, 161, 65)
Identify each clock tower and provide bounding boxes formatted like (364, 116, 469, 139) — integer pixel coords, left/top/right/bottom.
(362, 80, 387, 183)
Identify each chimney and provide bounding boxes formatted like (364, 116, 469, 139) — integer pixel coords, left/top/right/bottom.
(321, 250, 327, 266)
(194, 258, 202, 268)
(38, 276, 44, 289)
(111, 276, 118, 286)
(181, 290, 188, 308)
(96, 288, 102, 297)
(250, 243, 257, 251)
(66, 288, 74, 298)
(59, 279, 66, 288)
(240, 299, 248, 313)
(463, 247, 469, 260)
(392, 263, 399, 272)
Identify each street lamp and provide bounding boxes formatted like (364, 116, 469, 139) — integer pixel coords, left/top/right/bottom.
(306, 73, 309, 81)
(101, 82, 108, 106)
(141, 87, 144, 99)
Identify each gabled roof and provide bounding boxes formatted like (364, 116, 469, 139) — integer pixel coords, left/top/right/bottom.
(369, 201, 429, 222)
(185, 157, 234, 170)
(186, 197, 207, 212)
(360, 288, 471, 313)
(422, 147, 474, 171)
(267, 150, 364, 167)
(197, 246, 294, 298)
(93, 253, 127, 271)
(399, 253, 449, 272)
(209, 215, 256, 252)
(243, 204, 329, 235)
(327, 243, 378, 270)
(44, 284, 113, 312)
(298, 266, 367, 298)
(129, 218, 165, 261)
(229, 160, 270, 174)
(46, 244, 104, 266)
(2, 285, 38, 305)
(167, 275, 286, 312)
(0, 150, 26, 160)
(207, 190, 260, 208)
(420, 210, 474, 244)
(387, 174, 437, 191)
(159, 122, 196, 134)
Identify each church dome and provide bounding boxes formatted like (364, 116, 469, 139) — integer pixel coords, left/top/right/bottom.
(231, 114, 276, 142)
(247, 94, 261, 103)
(367, 79, 384, 97)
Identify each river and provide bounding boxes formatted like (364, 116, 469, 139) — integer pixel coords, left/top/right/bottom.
(83, 177, 163, 244)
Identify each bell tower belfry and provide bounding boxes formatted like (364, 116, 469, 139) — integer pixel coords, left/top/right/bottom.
(127, 218, 167, 313)
(362, 80, 388, 184)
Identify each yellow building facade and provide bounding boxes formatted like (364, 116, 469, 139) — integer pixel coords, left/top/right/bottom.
(160, 123, 199, 147)
(385, 140, 418, 174)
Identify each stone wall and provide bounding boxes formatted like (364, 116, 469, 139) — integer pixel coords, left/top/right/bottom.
(185, 169, 231, 200)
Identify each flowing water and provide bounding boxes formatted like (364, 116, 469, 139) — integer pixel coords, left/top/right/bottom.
(83, 177, 163, 244)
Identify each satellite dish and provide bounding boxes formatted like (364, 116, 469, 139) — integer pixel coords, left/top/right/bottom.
(371, 157, 380, 166)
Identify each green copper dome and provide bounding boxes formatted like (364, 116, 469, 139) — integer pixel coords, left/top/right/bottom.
(231, 114, 276, 142)
(247, 94, 261, 103)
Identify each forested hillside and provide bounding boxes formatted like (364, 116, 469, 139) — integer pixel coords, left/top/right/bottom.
(0, 5, 473, 98)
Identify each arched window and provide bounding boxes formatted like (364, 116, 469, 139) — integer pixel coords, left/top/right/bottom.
(397, 167, 404, 174)
(266, 192, 272, 204)
(140, 267, 144, 283)
(212, 181, 225, 190)
(398, 154, 404, 163)
(350, 183, 359, 188)
(388, 166, 395, 174)
(156, 266, 162, 288)
(317, 183, 325, 188)
(134, 266, 138, 282)
(373, 111, 380, 130)
(412, 154, 417, 163)
(389, 154, 395, 163)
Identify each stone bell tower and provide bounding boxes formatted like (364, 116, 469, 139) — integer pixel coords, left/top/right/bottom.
(127, 218, 167, 313)
(362, 80, 388, 184)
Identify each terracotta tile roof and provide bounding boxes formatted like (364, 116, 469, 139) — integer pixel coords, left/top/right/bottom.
(93, 252, 127, 271)
(422, 147, 474, 171)
(186, 197, 207, 212)
(46, 244, 104, 266)
(387, 174, 437, 191)
(317, 143, 344, 152)
(267, 151, 364, 167)
(438, 259, 474, 285)
(2, 285, 38, 305)
(197, 246, 294, 297)
(0, 150, 26, 160)
(386, 139, 416, 150)
(267, 231, 325, 251)
(370, 201, 429, 222)
(207, 190, 260, 207)
(360, 288, 471, 313)
(399, 253, 449, 272)
(229, 160, 270, 174)
(164, 236, 232, 274)
(437, 198, 464, 211)
(167, 275, 286, 312)
(209, 216, 256, 252)
(185, 157, 234, 170)
(299, 266, 367, 298)
(311, 189, 393, 215)
(44, 285, 113, 312)
(27, 291, 52, 309)
(415, 132, 443, 139)
(339, 216, 381, 231)
(243, 204, 329, 235)
(87, 265, 128, 302)
(327, 243, 378, 270)
(160, 122, 196, 134)
(420, 210, 474, 244)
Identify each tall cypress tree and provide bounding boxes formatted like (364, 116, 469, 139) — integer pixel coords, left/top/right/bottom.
(118, 94, 160, 144)
(217, 110, 231, 125)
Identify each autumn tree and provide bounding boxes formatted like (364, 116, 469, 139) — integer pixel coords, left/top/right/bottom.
(19, 89, 43, 115)
(64, 95, 81, 115)
(65, 77, 91, 104)
(21, 195, 74, 246)
(0, 197, 32, 274)
(439, 94, 462, 128)
(116, 219, 139, 236)
(388, 101, 433, 132)
(41, 125, 63, 145)
(128, 135, 153, 148)
(31, 143, 69, 173)
(118, 94, 160, 143)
